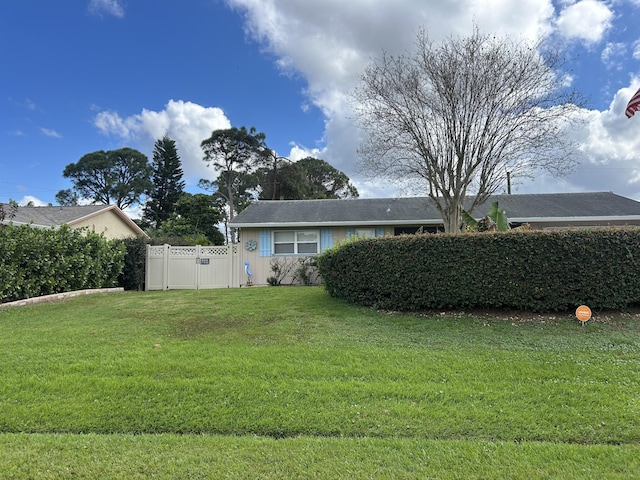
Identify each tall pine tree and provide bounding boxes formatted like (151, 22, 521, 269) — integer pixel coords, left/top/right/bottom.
(143, 135, 185, 228)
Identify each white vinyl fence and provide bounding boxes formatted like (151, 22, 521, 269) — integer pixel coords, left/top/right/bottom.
(145, 244, 239, 290)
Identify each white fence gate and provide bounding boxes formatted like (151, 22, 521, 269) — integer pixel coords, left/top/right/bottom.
(145, 244, 239, 290)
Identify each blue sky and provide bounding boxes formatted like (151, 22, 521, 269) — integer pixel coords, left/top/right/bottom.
(2, 0, 640, 211)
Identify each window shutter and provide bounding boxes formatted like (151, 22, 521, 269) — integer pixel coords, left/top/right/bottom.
(259, 230, 271, 257)
(320, 229, 333, 251)
(375, 227, 385, 238)
(346, 228, 355, 239)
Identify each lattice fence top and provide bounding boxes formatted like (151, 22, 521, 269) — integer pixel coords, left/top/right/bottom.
(148, 244, 236, 258)
(148, 246, 165, 256)
(170, 247, 198, 257)
(149, 245, 238, 258)
(200, 246, 229, 256)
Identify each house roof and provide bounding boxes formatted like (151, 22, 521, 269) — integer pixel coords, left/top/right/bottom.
(230, 192, 640, 228)
(2, 204, 146, 236)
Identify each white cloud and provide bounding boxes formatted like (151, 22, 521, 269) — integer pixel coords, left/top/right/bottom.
(123, 204, 142, 220)
(88, 0, 124, 18)
(601, 42, 626, 70)
(19, 195, 48, 207)
(229, 0, 555, 94)
(94, 100, 232, 185)
(633, 39, 640, 60)
(94, 111, 136, 140)
(288, 144, 323, 162)
(40, 128, 62, 138)
(555, 0, 613, 43)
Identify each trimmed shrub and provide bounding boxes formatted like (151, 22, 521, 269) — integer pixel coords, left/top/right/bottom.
(0, 224, 125, 303)
(316, 229, 640, 312)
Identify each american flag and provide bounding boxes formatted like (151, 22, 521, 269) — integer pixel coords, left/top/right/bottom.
(626, 87, 640, 118)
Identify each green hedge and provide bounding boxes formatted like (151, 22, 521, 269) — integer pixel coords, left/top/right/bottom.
(0, 224, 125, 303)
(316, 229, 640, 312)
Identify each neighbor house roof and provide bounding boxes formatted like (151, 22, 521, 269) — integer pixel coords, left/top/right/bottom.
(230, 192, 640, 228)
(2, 204, 146, 236)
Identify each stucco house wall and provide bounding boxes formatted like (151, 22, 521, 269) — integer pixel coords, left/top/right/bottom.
(70, 208, 144, 239)
(237, 225, 391, 286)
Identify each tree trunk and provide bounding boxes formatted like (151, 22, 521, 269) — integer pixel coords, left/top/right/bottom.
(443, 201, 463, 233)
(226, 174, 237, 243)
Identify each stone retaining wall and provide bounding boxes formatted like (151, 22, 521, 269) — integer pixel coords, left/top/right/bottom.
(0, 288, 124, 308)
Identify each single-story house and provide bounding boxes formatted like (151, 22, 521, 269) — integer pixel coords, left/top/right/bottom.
(1, 204, 146, 240)
(229, 191, 640, 285)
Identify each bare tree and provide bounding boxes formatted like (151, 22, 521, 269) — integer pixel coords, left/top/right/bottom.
(352, 27, 585, 232)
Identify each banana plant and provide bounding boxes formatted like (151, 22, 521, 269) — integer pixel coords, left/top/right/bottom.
(462, 201, 510, 231)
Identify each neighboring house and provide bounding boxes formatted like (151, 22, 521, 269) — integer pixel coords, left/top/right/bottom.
(1, 204, 146, 240)
(230, 192, 640, 285)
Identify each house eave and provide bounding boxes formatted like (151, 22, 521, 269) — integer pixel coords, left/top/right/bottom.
(232, 215, 640, 229)
(231, 219, 441, 229)
(509, 215, 640, 223)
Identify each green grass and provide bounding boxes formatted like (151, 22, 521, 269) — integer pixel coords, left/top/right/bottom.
(1, 287, 639, 478)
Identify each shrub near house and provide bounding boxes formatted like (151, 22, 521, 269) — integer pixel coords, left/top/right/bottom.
(317, 228, 640, 312)
(0, 224, 124, 303)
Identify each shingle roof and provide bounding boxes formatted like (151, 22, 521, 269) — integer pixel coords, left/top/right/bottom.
(5, 204, 109, 227)
(230, 192, 640, 227)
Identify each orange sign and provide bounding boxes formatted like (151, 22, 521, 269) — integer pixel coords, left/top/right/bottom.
(576, 305, 592, 322)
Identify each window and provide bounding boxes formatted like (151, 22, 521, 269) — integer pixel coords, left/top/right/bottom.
(273, 230, 319, 255)
(346, 227, 386, 239)
(355, 228, 375, 238)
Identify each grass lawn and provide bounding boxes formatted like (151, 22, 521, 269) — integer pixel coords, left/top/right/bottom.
(1, 287, 639, 478)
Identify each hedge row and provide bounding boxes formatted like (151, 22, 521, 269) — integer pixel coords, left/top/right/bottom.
(316, 229, 640, 312)
(0, 224, 125, 303)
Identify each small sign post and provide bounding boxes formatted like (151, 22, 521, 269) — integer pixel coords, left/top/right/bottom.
(576, 305, 592, 326)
